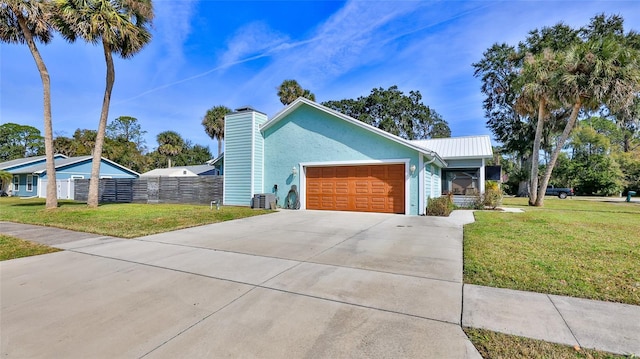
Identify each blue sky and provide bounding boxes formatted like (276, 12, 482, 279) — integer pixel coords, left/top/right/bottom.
(2, 0, 639, 156)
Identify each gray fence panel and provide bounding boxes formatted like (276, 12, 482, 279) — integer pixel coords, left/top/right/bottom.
(73, 177, 223, 205)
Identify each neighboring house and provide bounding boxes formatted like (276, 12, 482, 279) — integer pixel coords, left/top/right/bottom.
(0, 155, 139, 199)
(222, 98, 493, 215)
(205, 153, 224, 175)
(140, 164, 220, 177)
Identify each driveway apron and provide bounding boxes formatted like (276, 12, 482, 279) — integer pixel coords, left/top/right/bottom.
(1, 210, 480, 358)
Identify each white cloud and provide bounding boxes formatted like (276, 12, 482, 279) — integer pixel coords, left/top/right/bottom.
(152, 0, 198, 78)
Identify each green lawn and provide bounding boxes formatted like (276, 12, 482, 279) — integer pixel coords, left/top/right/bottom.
(464, 328, 630, 359)
(0, 234, 60, 261)
(0, 197, 272, 238)
(464, 197, 640, 305)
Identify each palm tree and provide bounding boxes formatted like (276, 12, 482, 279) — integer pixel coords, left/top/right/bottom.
(517, 48, 562, 205)
(156, 131, 184, 168)
(202, 105, 231, 157)
(277, 79, 315, 105)
(0, 170, 12, 194)
(532, 36, 640, 206)
(1, 0, 58, 209)
(57, 0, 153, 207)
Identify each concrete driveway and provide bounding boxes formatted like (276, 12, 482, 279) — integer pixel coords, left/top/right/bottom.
(1, 210, 480, 358)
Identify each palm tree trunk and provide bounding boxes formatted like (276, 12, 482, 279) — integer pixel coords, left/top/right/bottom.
(16, 16, 57, 209)
(529, 99, 546, 206)
(217, 138, 222, 158)
(87, 43, 115, 208)
(534, 100, 582, 206)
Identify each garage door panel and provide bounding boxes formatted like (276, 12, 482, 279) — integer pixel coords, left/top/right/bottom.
(306, 164, 405, 214)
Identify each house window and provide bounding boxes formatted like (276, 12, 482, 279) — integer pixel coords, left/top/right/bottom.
(99, 176, 112, 179)
(13, 176, 19, 191)
(71, 175, 84, 180)
(26, 175, 33, 192)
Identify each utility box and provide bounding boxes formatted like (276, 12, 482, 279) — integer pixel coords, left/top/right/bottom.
(252, 193, 276, 209)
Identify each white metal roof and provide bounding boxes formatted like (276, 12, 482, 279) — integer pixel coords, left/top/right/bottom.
(410, 135, 493, 159)
(139, 165, 217, 177)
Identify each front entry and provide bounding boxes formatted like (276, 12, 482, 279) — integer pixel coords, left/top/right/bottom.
(305, 164, 405, 214)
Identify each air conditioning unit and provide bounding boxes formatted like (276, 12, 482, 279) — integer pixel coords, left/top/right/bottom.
(251, 193, 276, 209)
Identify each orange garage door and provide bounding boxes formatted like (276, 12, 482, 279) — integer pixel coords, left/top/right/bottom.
(306, 164, 405, 214)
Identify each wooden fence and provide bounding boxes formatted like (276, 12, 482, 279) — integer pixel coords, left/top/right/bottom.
(74, 177, 223, 204)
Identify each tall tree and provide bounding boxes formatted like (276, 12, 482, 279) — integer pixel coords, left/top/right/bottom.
(1, 0, 59, 208)
(277, 79, 315, 105)
(0, 123, 45, 160)
(476, 14, 640, 206)
(530, 15, 640, 206)
(57, 0, 153, 207)
(322, 86, 450, 140)
(202, 105, 231, 157)
(106, 115, 147, 152)
(156, 131, 183, 168)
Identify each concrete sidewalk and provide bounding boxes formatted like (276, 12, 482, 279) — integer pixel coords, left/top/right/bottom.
(463, 284, 640, 356)
(2, 214, 639, 357)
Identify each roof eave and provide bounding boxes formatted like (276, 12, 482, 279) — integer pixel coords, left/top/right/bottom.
(262, 98, 449, 167)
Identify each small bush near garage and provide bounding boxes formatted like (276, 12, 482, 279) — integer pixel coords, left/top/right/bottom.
(427, 194, 454, 216)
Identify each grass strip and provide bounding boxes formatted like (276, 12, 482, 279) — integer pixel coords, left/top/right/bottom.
(464, 197, 640, 305)
(0, 234, 60, 261)
(0, 197, 271, 238)
(464, 328, 631, 359)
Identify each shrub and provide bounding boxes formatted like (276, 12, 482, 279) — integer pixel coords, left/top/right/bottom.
(483, 181, 503, 209)
(427, 194, 454, 216)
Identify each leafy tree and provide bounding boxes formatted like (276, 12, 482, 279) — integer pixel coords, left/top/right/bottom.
(156, 131, 184, 168)
(202, 105, 231, 157)
(106, 116, 147, 153)
(57, 0, 153, 207)
(174, 142, 212, 166)
(277, 79, 315, 105)
(0, 123, 44, 160)
(476, 14, 640, 206)
(322, 85, 450, 140)
(53, 135, 76, 157)
(1, 0, 62, 208)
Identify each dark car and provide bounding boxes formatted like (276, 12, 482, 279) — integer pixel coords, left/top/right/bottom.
(545, 186, 574, 199)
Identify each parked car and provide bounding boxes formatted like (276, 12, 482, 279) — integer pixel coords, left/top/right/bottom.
(545, 185, 574, 199)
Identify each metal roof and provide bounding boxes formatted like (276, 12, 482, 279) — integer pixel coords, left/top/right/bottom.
(140, 165, 216, 177)
(0, 154, 66, 171)
(8, 156, 92, 174)
(410, 135, 493, 159)
(5, 155, 139, 176)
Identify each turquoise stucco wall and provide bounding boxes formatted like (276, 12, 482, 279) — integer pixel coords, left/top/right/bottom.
(263, 104, 422, 215)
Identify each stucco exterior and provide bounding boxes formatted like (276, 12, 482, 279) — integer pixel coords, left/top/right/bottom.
(221, 98, 491, 215)
(263, 104, 425, 215)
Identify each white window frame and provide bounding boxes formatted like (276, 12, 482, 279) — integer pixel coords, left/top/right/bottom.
(99, 176, 112, 179)
(70, 175, 84, 180)
(26, 175, 33, 192)
(13, 175, 19, 191)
